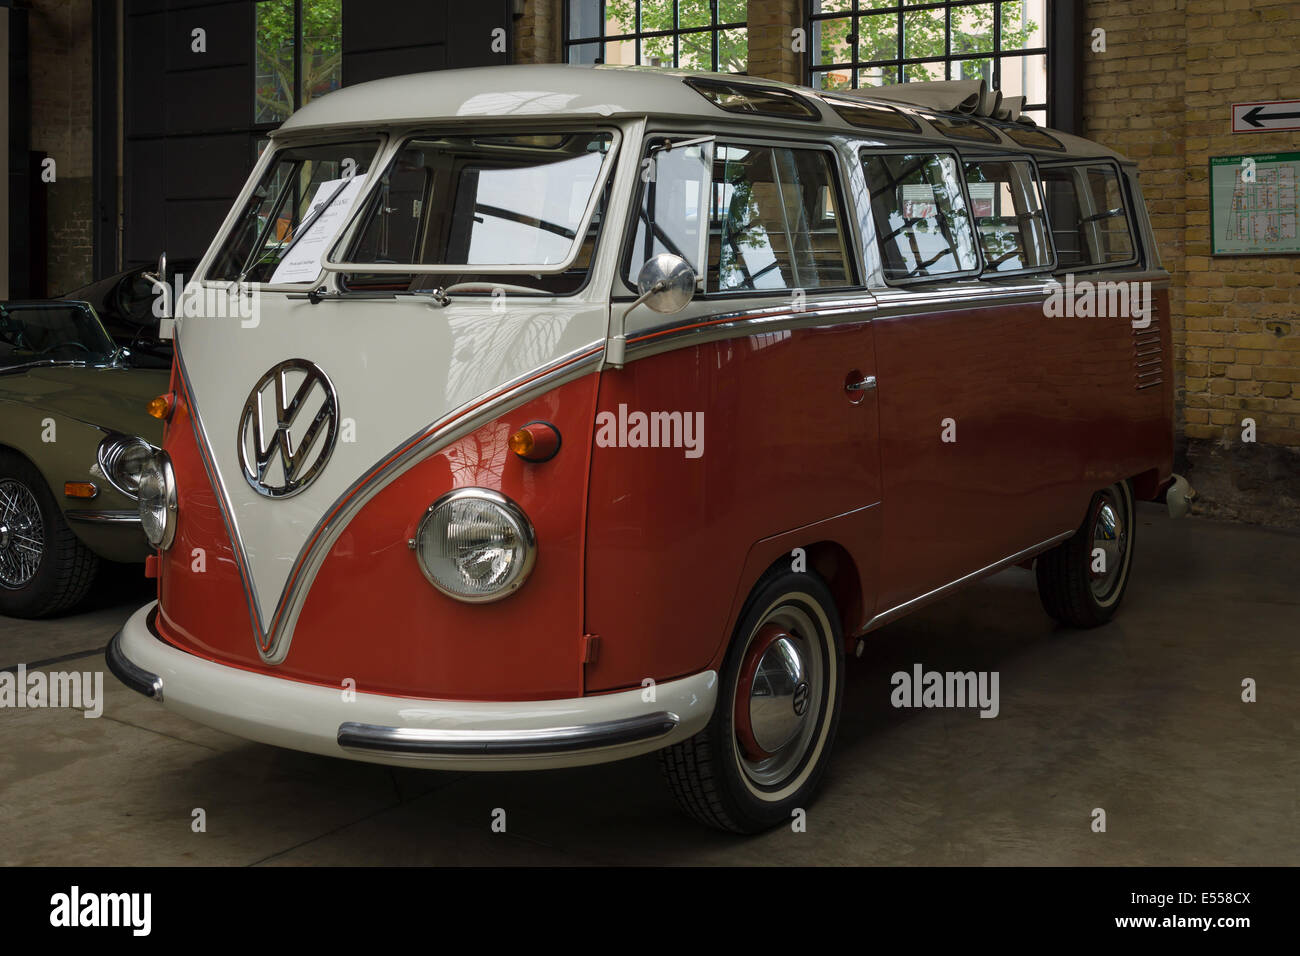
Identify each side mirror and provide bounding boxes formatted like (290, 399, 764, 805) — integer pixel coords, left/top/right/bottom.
(141, 251, 167, 287)
(141, 251, 172, 328)
(634, 253, 696, 315)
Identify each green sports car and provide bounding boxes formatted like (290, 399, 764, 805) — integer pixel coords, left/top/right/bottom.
(0, 300, 166, 618)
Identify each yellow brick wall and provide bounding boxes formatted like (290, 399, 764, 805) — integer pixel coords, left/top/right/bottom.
(1084, 0, 1300, 449)
(515, 0, 561, 64)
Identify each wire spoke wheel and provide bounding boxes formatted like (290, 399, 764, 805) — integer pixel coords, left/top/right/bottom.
(0, 479, 45, 589)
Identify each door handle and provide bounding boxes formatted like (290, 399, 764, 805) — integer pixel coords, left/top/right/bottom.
(845, 375, 876, 392)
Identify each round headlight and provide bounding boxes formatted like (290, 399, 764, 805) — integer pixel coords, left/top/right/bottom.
(97, 435, 157, 498)
(138, 451, 177, 550)
(412, 488, 536, 602)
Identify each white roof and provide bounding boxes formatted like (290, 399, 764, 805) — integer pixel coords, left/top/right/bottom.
(275, 64, 1127, 161)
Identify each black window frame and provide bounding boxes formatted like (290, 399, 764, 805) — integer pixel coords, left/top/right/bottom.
(805, 0, 1051, 125)
(1037, 158, 1142, 274)
(858, 145, 986, 287)
(252, 0, 343, 135)
(960, 151, 1058, 278)
(564, 0, 748, 71)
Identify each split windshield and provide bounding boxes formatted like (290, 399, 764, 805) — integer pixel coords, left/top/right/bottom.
(206, 131, 614, 295)
(207, 140, 381, 285)
(342, 130, 614, 295)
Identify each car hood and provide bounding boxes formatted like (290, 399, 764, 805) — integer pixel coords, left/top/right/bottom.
(0, 365, 169, 440)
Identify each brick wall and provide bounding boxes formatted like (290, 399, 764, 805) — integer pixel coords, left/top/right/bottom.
(1084, 0, 1300, 525)
(515, 0, 561, 64)
(28, 0, 95, 296)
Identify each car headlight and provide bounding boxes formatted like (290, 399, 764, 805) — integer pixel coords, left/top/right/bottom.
(97, 435, 157, 499)
(137, 451, 177, 550)
(411, 488, 536, 602)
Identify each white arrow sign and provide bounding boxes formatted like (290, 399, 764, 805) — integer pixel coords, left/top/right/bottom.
(1233, 100, 1300, 133)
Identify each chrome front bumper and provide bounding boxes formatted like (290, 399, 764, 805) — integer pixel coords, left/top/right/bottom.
(107, 602, 717, 771)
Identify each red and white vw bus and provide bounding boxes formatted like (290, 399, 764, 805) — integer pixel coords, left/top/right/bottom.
(107, 65, 1187, 832)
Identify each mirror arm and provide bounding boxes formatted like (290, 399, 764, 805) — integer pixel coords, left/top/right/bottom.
(606, 279, 669, 370)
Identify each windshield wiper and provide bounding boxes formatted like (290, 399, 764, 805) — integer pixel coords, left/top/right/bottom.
(266, 177, 355, 269)
(286, 287, 451, 307)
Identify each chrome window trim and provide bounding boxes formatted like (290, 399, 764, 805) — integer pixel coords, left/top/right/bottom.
(858, 145, 987, 287)
(618, 130, 868, 300)
(318, 126, 624, 277)
(196, 134, 391, 290)
(960, 151, 1059, 278)
(1037, 157, 1143, 274)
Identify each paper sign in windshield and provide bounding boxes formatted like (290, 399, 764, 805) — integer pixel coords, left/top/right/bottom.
(269, 176, 366, 284)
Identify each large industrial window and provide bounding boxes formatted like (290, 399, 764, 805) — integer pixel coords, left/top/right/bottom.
(566, 0, 748, 72)
(255, 0, 343, 126)
(807, 1, 1048, 127)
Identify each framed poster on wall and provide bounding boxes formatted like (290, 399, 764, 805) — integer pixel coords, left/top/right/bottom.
(1209, 152, 1300, 256)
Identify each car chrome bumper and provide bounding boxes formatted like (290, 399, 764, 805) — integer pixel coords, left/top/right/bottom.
(107, 602, 717, 771)
(1164, 473, 1195, 519)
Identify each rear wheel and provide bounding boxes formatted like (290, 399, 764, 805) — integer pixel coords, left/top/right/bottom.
(1036, 480, 1135, 628)
(0, 451, 99, 618)
(659, 568, 844, 833)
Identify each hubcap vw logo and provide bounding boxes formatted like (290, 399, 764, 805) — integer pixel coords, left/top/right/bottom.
(792, 681, 810, 717)
(237, 359, 339, 498)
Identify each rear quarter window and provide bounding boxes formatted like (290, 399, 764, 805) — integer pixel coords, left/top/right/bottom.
(1040, 162, 1139, 271)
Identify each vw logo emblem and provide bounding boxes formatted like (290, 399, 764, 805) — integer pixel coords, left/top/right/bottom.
(792, 681, 810, 717)
(237, 359, 339, 499)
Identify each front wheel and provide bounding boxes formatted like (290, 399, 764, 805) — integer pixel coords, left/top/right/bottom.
(0, 450, 99, 618)
(659, 568, 844, 833)
(1036, 480, 1135, 629)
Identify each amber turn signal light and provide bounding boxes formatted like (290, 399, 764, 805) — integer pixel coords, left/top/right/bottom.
(508, 420, 561, 463)
(64, 481, 98, 499)
(147, 393, 174, 421)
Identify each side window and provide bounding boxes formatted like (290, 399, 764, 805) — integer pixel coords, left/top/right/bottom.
(628, 138, 713, 281)
(861, 151, 979, 282)
(963, 158, 1054, 274)
(1040, 163, 1137, 271)
(709, 144, 853, 292)
(1084, 165, 1136, 263)
(626, 139, 854, 294)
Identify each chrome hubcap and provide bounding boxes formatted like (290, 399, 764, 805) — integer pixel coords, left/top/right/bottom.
(733, 607, 825, 789)
(1089, 490, 1127, 600)
(0, 479, 44, 588)
(749, 635, 808, 754)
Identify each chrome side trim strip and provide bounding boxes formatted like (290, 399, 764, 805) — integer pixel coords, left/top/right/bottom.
(623, 297, 876, 363)
(862, 529, 1075, 633)
(337, 712, 680, 757)
(65, 510, 141, 524)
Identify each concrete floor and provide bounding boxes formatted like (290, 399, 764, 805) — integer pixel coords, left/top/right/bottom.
(1, 505, 1296, 865)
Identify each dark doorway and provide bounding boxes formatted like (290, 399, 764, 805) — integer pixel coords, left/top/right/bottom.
(121, 0, 512, 271)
